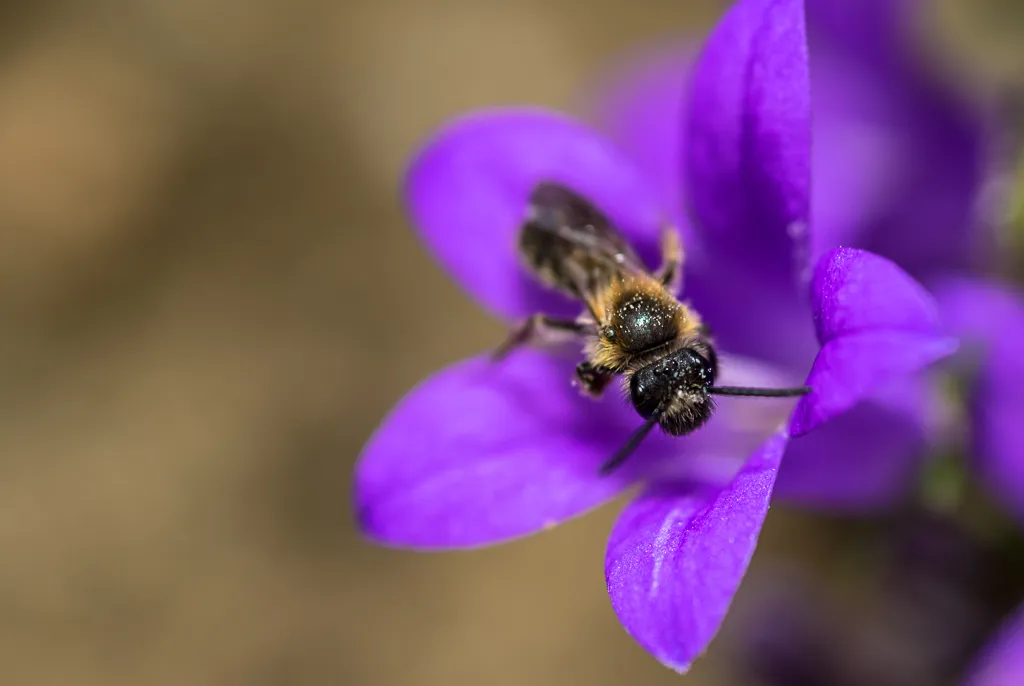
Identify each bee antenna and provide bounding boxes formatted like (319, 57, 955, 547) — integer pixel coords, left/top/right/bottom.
(709, 385, 812, 398)
(599, 412, 662, 476)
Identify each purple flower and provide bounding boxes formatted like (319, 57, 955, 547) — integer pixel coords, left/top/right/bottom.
(355, 0, 959, 672)
(942, 281, 1024, 686)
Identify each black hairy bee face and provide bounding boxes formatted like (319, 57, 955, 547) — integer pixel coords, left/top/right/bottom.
(630, 346, 717, 436)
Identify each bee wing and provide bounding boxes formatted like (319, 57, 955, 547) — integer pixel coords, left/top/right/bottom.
(527, 182, 648, 272)
(522, 182, 652, 314)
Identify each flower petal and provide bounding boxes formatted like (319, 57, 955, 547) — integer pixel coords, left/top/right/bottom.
(685, 0, 810, 279)
(592, 40, 818, 371)
(809, 53, 910, 256)
(355, 350, 641, 549)
(937, 279, 1024, 525)
(791, 248, 958, 435)
(934, 278, 1024, 352)
(808, 0, 992, 277)
(805, 0, 913, 56)
(358, 346, 791, 550)
(405, 108, 665, 320)
(791, 331, 956, 437)
(683, 255, 818, 372)
(776, 379, 929, 510)
(584, 42, 818, 371)
(810, 246, 942, 343)
(605, 428, 789, 672)
(965, 604, 1024, 686)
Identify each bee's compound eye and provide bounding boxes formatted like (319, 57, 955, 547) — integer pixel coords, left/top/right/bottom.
(602, 326, 616, 340)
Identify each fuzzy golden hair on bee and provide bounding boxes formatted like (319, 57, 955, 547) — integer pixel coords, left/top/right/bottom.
(585, 274, 703, 372)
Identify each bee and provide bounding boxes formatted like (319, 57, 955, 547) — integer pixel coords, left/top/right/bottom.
(494, 182, 810, 475)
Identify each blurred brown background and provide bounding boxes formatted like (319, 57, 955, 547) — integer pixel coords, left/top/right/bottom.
(0, 1, 1019, 685)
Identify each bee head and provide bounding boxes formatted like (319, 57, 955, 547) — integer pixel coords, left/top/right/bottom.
(599, 342, 809, 476)
(629, 346, 717, 436)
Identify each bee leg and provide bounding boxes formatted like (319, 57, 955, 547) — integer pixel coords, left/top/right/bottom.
(492, 314, 589, 361)
(655, 226, 683, 293)
(575, 362, 616, 398)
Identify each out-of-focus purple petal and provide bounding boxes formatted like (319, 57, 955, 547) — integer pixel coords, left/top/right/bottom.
(809, 57, 908, 256)
(355, 350, 638, 549)
(807, 0, 993, 277)
(605, 429, 789, 673)
(586, 44, 697, 234)
(405, 109, 665, 321)
(965, 604, 1024, 686)
(806, 0, 910, 256)
(937, 279, 1024, 525)
(844, 78, 990, 281)
(685, 0, 810, 280)
(935, 278, 1024, 350)
(806, 0, 914, 64)
(791, 249, 958, 435)
(776, 379, 930, 510)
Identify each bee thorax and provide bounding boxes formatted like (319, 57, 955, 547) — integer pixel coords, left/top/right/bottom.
(607, 288, 683, 353)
